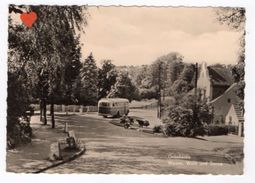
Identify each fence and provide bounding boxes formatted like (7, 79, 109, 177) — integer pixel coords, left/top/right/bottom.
(31, 104, 98, 113)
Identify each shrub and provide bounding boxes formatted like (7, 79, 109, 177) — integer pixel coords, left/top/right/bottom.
(7, 72, 33, 149)
(205, 125, 228, 136)
(162, 106, 206, 137)
(153, 125, 163, 133)
(163, 120, 205, 137)
(7, 117, 32, 149)
(139, 87, 158, 100)
(227, 125, 239, 135)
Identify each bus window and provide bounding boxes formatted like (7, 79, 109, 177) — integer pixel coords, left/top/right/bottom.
(100, 102, 111, 107)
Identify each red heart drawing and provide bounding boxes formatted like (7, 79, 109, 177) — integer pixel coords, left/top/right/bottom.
(20, 12, 37, 28)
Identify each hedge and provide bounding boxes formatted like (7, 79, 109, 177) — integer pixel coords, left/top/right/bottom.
(205, 125, 238, 136)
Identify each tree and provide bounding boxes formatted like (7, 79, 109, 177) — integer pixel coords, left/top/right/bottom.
(119, 52, 185, 100)
(231, 62, 245, 100)
(171, 64, 195, 95)
(98, 60, 117, 99)
(79, 53, 98, 105)
(7, 72, 32, 148)
(134, 65, 150, 87)
(150, 52, 184, 96)
(216, 7, 245, 110)
(8, 5, 88, 130)
(139, 87, 158, 99)
(8, 12, 41, 147)
(216, 7, 245, 63)
(107, 71, 140, 102)
(37, 66, 49, 124)
(32, 5, 87, 128)
(62, 39, 82, 105)
(216, 8, 245, 30)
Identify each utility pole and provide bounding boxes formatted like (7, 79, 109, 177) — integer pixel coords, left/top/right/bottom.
(192, 63, 198, 127)
(157, 62, 162, 119)
(194, 63, 198, 102)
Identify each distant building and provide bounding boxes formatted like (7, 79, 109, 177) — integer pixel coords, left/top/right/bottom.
(197, 62, 233, 101)
(197, 62, 244, 136)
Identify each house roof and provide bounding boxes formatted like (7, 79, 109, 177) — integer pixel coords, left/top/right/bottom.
(209, 83, 244, 122)
(207, 65, 233, 86)
(233, 103, 244, 122)
(209, 83, 238, 104)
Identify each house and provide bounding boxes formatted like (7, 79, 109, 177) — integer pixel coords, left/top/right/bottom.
(197, 62, 244, 136)
(197, 62, 233, 101)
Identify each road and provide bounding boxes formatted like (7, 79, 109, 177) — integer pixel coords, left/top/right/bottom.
(37, 113, 243, 174)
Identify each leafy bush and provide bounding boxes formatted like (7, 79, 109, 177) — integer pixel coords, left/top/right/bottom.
(153, 125, 163, 133)
(161, 94, 214, 137)
(227, 125, 239, 135)
(139, 87, 158, 100)
(7, 72, 33, 149)
(162, 106, 206, 137)
(205, 125, 228, 136)
(7, 117, 32, 149)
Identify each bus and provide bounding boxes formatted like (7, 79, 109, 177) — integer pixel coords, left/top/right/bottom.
(98, 98, 129, 118)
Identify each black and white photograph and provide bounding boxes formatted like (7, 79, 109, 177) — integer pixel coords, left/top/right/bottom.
(6, 4, 246, 175)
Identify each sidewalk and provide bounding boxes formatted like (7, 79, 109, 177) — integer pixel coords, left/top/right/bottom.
(6, 115, 69, 173)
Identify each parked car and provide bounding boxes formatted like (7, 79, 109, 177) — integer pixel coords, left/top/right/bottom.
(133, 117, 150, 127)
(120, 116, 150, 128)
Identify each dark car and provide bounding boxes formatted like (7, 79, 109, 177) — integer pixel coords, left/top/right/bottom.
(128, 116, 150, 127)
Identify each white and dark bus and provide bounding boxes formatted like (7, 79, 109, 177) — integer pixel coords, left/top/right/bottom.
(98, 98, 129, 117)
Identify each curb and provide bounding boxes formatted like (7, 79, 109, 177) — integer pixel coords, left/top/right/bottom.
(32, 145, 86, 173)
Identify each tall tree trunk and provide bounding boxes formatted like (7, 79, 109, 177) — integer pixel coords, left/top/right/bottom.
(40, 99, 43, 121)
(51, 98, 55, 128)
(43, 98, 47, 125)
(65, 104, 68, 115)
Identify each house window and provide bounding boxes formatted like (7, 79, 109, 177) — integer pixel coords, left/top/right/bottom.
(227, 98, 231, 103)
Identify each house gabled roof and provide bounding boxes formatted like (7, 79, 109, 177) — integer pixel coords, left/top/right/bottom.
(233, 103, 244, 122)
(209, 83, 244, 122)
(209, 83, 238, 104)
(207, 65, 233, 86)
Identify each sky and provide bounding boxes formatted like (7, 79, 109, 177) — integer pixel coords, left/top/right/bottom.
(81, 7, 243, 66)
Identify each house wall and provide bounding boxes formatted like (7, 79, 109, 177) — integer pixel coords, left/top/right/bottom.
(210, 83, 239, 124)
(225, 104, 239, 126)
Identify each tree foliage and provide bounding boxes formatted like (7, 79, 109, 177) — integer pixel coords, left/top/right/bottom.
(216, 7, 245, 63)
(98, 60, 118, 99)
(171, 64, 195, 95)
(79, 53, 98, 105)
(8, 4, 88, 137)
(216, 7, 245, 105)
(107, 71, 140, 102)
(132, 52, 185, 99)
(62, 39, 82, 105)
(216, 8, 245, 31)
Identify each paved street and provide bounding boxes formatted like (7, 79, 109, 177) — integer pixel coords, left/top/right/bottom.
(7, 112, 243, 174)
